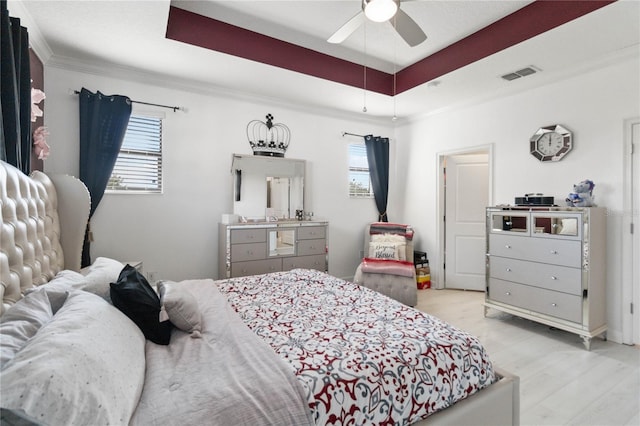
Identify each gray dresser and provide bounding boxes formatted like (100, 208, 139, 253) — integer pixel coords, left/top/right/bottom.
(484, 206, 606, 349)
(218, 221, 328, 279)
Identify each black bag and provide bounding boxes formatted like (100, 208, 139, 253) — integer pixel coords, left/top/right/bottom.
(110, 264, 171, 345)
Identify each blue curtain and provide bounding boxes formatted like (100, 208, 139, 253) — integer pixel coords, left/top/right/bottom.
(364, 135, 389, 222)
(79, 88, 132, 267)
(1, 0, 31, 173)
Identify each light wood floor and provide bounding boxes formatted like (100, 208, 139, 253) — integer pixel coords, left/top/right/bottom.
(415, 288, 640, 426)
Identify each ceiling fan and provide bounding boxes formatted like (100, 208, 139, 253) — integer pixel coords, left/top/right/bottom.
(328, 0, 427, 47)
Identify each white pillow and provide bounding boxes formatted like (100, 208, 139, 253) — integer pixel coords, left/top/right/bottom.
(0, 289, 60, 368)
(371, 234, 407, 243)
(158, 281, 202, 336)
(368, 242, 407, 261)
(370, 234, 407, 261)
(371, 233, 406, 243)
(369, 242, 400, 260)
(80, 257, 126, 302)
(81, 257, 125, 279)
(35, 257, 125, 303)
(0, 291, 146, 425)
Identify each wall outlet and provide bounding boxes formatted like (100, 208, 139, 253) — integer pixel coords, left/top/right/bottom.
(147, 271, 157, 283)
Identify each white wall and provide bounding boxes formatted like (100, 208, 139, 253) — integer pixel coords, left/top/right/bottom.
(396, 57, 640, 342)
(42, 66, 397, 281)
(41, 54, 638, 341)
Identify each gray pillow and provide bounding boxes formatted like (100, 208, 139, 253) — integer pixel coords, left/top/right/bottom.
(158, 280, 202, 337)
(0, 291, 146, 425)
(0, 288, 62, 368)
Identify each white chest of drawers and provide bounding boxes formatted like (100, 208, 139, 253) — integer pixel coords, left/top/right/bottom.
(218, 221, 328, 279)
(484, 207, 606, 349)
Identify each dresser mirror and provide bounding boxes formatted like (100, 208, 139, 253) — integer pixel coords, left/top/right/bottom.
(231, 154, 305, 220)
(268, 229, 296, 256)
(531, 213, 581, 238)
(488, 211, 529, 233)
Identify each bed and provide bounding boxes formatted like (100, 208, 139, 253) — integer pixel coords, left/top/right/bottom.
(0, 160, 519, 425)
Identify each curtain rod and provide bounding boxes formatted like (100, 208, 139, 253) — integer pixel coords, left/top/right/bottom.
(72, 90, 183, 112)
(342, 132, 365, 138)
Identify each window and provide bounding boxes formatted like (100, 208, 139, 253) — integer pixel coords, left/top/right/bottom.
(348, 143, 373, 198)
(107, 114, 163, 193)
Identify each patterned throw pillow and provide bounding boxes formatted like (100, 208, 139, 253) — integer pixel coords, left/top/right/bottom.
(369, 242, 401, 260)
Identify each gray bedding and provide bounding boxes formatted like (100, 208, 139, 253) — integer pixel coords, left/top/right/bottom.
(130, 279, 314, 426)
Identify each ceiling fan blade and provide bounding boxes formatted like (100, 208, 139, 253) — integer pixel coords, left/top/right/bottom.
(392, 8, 427, 47)
(328, 11, 366, 44)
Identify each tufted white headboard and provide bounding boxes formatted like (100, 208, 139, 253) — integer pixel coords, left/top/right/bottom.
(0, 161, 90, 314)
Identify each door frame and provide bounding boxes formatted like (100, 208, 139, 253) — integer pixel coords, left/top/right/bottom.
(622, 117, 639, 344)
(436, 144, 493, 290)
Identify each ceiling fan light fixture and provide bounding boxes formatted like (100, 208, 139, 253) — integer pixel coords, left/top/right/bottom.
(364, 0, 398, 23)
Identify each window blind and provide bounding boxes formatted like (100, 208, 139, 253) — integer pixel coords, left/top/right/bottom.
(348, 143, 373, 197)
(107, 115, 163, 193)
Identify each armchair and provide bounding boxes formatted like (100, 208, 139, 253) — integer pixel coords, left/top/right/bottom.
(353, 223, 417, 306)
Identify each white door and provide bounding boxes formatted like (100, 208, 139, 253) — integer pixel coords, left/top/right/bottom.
(444, 154, 489, 290)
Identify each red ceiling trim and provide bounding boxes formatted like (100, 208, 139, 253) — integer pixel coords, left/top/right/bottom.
(166, 1, 615, 97)
(166, 6, 392, 95)
(397, 0, 615, 94)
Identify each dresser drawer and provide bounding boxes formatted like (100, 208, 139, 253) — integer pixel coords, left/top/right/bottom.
(231, 258, 282, 277)
(298, 226, 326, 240)
(489, 233, 581, 267)
(231, 228, 267, 244)
(282, 254, 326, 271)
(297, 239, 326, 256)
(489, 256, 582, 295)
(488, 278, 530, 309)
(489, 278, 582, 323)
(230, 242, 267, 262)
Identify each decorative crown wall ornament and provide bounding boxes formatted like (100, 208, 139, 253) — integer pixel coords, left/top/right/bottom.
(246, 113, 290, 157)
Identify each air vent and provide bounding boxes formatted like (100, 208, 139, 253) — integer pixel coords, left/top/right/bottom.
(501, 66, 540, 81)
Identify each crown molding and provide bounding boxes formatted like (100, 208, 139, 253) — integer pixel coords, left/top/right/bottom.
(7, 0, 53, 63)
(45, 54, 393, 126)
(401, 43, 640, 124)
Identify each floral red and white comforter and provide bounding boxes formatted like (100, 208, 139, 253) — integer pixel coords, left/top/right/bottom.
(216, 269, 496, 425)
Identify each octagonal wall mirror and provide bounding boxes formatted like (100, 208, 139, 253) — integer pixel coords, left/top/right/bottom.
(231, 154, 305, 220)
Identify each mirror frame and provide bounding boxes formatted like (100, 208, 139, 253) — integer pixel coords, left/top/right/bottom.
(231, 154, 305, 220)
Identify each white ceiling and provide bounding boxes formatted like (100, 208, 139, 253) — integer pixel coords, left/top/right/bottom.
(9, 0, 640, 121)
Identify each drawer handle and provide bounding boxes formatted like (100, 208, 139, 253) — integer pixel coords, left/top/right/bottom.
(551, 276, 558, 280)
(505, 244, 511, 249)
(505, 291, 511, 296)
(551, 303, 558, 307)
(550, 250, 558, 254)
(505, 268, 511, 272)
